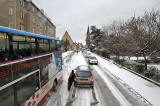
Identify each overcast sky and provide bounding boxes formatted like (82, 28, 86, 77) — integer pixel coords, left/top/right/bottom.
(32, 0, 160, 44)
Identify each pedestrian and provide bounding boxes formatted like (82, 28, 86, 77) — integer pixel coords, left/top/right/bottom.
(68, 70, 75, 91)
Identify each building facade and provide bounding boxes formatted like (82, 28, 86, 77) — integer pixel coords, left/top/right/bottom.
(0, 0, 56, 37)
(61, 31, 74, 51)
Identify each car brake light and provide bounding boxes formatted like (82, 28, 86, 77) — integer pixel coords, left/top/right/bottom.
(74, 76, 77, 81)
(90, 76, 94, 82)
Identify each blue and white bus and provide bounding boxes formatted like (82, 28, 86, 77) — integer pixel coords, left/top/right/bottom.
(0, 26, 63, 106)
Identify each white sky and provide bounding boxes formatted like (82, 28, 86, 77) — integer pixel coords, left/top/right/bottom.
(32, 0, 160, 44)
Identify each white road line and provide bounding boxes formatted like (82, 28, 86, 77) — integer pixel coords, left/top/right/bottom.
(93, 65, 132, 106)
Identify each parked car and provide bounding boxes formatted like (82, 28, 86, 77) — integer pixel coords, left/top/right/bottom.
(88, 56, 98, 65)
(74, 65, 94, 88)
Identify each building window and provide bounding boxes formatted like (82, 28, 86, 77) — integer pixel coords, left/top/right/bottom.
(40, 23, 42, 28)
(9, 8, 13, 15)
(32, 17, 35, 23)
(20, 11, 24, 19)
(20, 0, 24, 6)
(32, 28, 35, 33)
(9, 22, 14, 28)
(44, 26, 47, 31)
(32, 6, 35, 12)
(20, 23, 24, 30)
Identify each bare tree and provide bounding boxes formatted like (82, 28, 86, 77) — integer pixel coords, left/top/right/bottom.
(102, 10, 160, 69)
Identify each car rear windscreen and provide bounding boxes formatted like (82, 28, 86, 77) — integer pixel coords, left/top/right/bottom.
(79, 66, 90, 70)
(90, 57, 96, 59)
(77, 71, 92, 77)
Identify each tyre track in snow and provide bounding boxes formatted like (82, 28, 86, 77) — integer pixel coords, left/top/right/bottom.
(93, 64, 149, 106)
(93, 65, 132, 106)
(93, 70, 121, 106)
(65, 52, 95, 106)
(83, 52, 122, 106)
(97, 64, 150, 106)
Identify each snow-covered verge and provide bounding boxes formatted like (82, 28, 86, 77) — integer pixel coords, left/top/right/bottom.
(92, 53, 160, 106)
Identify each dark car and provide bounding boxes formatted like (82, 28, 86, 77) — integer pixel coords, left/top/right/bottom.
(74, 65, 94, 88)
(88, 56, 98, 65)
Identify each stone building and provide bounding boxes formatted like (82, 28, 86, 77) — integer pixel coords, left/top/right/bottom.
(0, 0, 56, 37)
(61, 31, 74, 51)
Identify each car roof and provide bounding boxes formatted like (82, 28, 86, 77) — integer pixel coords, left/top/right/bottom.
(77, 65, 91, 71)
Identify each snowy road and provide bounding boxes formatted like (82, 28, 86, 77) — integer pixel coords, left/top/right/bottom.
(47, 51, 160, 106)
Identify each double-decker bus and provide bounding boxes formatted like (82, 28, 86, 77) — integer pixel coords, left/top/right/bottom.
(0, 26, 63, 106)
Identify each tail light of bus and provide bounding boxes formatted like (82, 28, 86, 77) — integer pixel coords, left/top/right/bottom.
(90, 76, 94, 82)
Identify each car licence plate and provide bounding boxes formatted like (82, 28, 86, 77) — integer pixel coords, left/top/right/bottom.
(80, 80, 88, 82)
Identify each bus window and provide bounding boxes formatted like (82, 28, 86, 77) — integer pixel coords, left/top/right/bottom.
(37, 38, 43, 43)
(30, 43, 36, 56)
(26, 37, 35, 42)
(0, 32, 9, 63)
(19, 43, 30, 57)
(39, 39, 49, 54)
(0, 86, 15, 106)
(12, 42, 19, 60)
(39, 43, 48, 54)
(44, 39, 49, 52)
(0, 65, 12, 87)
(13, 42, 31, 59)
(12, 58, 39, 81)
(12, 35, 25, 42)
(39, 55, 50, 87)
(13, 42, 34, 59)
(16, 72, 40, 106)
(26, 37, 36, 56)
(50, 40, 56, 52)
(55, 41, 61, 51)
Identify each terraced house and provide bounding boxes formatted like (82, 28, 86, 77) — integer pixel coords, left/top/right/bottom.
(0, 0, 56, 37)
